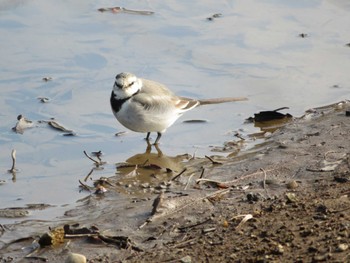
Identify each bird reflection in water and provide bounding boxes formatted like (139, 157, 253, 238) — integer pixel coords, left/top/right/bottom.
(116, 142, 189, 190)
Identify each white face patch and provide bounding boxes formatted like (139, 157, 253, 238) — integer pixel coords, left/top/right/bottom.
(113, 73, 142, 99)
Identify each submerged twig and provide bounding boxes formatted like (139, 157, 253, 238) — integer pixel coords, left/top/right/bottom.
(98, 6, 154, 15)
(79, 180, 92, 192)
(83, 150, 106, 166)
(8, 149, 17, 174)
(83, 151, 99, 165)
(84, 168, 95, 182)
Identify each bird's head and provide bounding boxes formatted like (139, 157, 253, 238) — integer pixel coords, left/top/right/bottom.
(112, 72, 142, 99)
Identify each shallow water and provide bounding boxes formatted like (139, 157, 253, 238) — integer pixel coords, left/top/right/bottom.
(0, 0, 350, 224)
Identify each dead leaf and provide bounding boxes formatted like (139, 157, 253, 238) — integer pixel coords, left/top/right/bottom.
(253, 107, 293, 122)
(48, 120, 73, 133)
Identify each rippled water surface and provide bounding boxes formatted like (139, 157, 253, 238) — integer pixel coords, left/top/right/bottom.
(1, 0, 350, 223)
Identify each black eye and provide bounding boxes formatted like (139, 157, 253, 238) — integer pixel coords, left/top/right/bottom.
(127, 81, 135, 88)
(114, 82, 123, 89)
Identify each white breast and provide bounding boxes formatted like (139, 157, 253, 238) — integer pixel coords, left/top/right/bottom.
(115, 99, 181, 133)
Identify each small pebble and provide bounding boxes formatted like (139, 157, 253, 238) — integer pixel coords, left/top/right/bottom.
(65, 253, 86, 263)
(141, 183, 150, 188)
(285, 192, 298, 203)
(337, 243, 348, 252)
(223, 220, 229, 228)
(202, 227, 216, 234)
(276, 244, 284, 254)
(313, 253, 329, 261)
(286, 180, 298, 189)
(180, 255, 192, 263)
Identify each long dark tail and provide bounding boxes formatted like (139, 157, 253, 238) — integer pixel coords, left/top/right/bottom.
(198, 97, 248, 105)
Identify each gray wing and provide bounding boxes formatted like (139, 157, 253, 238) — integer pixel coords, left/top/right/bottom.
(134, 78, 199, 113)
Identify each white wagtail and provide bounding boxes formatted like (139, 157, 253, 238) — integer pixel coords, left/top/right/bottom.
(110, 72, 247, 144)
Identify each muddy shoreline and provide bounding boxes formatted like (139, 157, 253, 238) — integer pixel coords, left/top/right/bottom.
(1, 100, 350, 262)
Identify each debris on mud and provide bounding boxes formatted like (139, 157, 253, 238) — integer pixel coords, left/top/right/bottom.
(12, 114, 33, 134)
(1, 100, 350, 262)
(47, 120, 74, 134)
(250, 107, 293, 122)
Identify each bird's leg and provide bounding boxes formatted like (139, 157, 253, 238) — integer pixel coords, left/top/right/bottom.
(145, 132, 151, 141)
(154, 132, 162, 145)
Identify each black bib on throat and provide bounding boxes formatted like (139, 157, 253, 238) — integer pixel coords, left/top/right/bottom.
(110, 90, 139, 113)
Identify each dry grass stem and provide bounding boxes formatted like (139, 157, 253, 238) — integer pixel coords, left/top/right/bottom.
(184, 173, 194, 190)
(232, 214, 253, 229)
(260, 168, 270, 198)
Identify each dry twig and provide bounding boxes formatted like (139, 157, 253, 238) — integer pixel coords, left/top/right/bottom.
(205, 155, 223, 165)
(171, 168, 187, 181)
